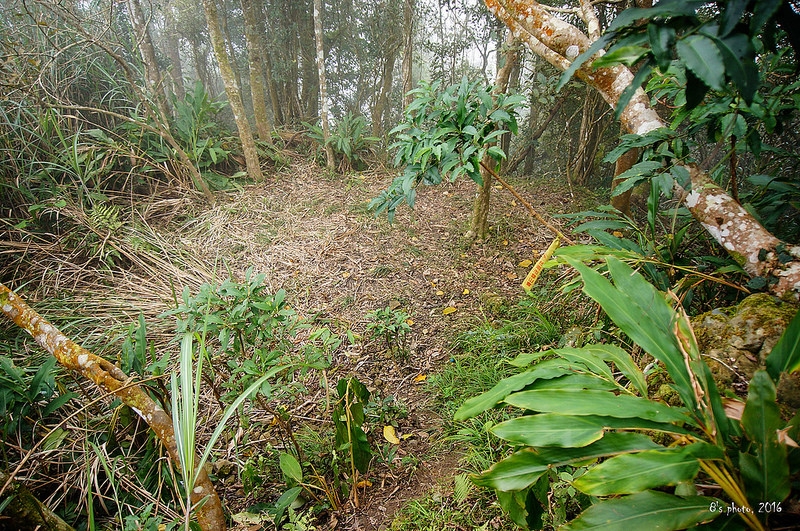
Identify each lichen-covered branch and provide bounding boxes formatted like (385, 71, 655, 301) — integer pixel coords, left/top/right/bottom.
(484, 0, 800, 300)
(0, 284, 226, 531)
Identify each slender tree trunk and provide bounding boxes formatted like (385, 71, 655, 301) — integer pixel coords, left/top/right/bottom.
(313, 0, 335, 169)
(164, 1, 186, 103)
(610, 142, 639, 217)
(484, 0, 800, 300)
(301, 4, 320, 120)
(218, 0, 244, 98)
(202, 0, 263, 180)
(241, 0, 273, 143)
(402, 0, 416, 106)
(127, 0, 171, 121)
(0, 285, 226, 531)
(468, 32, 519, 242)
(372, 45, 399, 137)
(572, 88, 605, 186)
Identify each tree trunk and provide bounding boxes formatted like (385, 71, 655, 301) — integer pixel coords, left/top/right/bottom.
(313, 0, 335, 169)
(571, 87, 605, 186)
(241, 0, 273, 143)
(164, 1, 186, 103)
(0, 285, 226, 531)
(202, 0, 263, 180)
(610, 142, 639, 217)
(127, 0, 171, 121)
(468, 32, 519, 242)
(484, 0, 800, 300)
(301, 3, 320, 120)
(0, 470, 75, 531)
(372, 44, 399, 138)
(402, 0, 416, 107)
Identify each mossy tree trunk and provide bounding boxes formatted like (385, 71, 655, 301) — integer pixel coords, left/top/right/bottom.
(0, 285, 226, 531)
(484, 0, 800, 300)
(0, 471, 75, 531)
(241, 0, 273, 143)
(202, 0, 263, 181)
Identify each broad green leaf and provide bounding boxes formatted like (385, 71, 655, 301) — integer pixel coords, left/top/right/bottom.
(473, 432, 660, 491)
(677, 35, 725, 91)
(739, 370, 790, 502)
(584, 343, 648, 396)
(491, 413, 690, 447)
(504, 389, 691, 424)
(592, 45, 649, 68)
(572, 443, 722, 495)
(562, 490, 720, 530)
(606, 0, 704, 33)
(609, 160, 663, 196)
(766, 308, 800, 380)
(279, 452, 303, 484)
(454, 359, 581, 420)
(566, 257, 698, 414)
(649, 24, 676, 71)
(491, 414, 605, 447)
(720, 0, 749, 37)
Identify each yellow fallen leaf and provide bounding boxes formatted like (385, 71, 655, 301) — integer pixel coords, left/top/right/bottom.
(413, 374, 427, 383)
(355, 479, 373, 488)
(462, 288, 470, 295)
(502, 239, 509, 246)
(383, 425, 400, 445)
(342, 271, 351, 278)
(612, 231, 624, 237)
(506, 272, 518, 280)
(519, 259, 533, 268)
(436, 290, 445, 296)
(406, 318, 414, 326)
(442, 306, 457, 315)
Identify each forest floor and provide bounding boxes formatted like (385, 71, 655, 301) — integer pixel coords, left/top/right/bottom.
(182, 154, 595, 530)
(2, 151, 597, 530)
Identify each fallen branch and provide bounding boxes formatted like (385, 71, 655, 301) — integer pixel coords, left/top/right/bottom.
(0, 283, 226, 531)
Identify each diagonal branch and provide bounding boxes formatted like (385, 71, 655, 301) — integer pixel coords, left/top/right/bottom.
(484, 0, 800, 300)
(0, 284, 226, 531)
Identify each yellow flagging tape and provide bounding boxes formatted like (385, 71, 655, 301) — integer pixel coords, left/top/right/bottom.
(521, 237, 561, 292)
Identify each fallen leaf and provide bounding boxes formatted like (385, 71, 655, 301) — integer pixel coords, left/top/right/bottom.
(462, 288, 470, 295)
(436, 290, 445, 296)
(723, 398, 745, 421)
(413, 374, 427, 383)
(355, 479, 373, 488)
(383, 425, 400, 444)
(506, 272, 518, 280)
(442, 306, 457, 315)
(519, 259, 533, 268)
(502, 239, 509, 246)
(612, 231, 624, 237)
(342, 271, 351, 278)
(406, 318, 414, 326)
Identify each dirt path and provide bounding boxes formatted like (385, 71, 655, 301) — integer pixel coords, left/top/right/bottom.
(164, 157, 584, 529)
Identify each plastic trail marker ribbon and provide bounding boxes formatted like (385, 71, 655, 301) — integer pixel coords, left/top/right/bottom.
(522, 237, 561, 292)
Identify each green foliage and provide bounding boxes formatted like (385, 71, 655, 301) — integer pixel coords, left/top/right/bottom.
(333, 377, 373, 478)
(370, 78, 525, 221)
(561, 0, 782, 113)
(457, 255, 799, 530)
(0, 355, 75, 439)
(305, 113, 378, 171)
(558, 202, 742, 309)
(365, 306, 411, 353)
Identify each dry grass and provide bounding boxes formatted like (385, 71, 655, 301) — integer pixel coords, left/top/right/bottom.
(0, 155, 594, 530)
